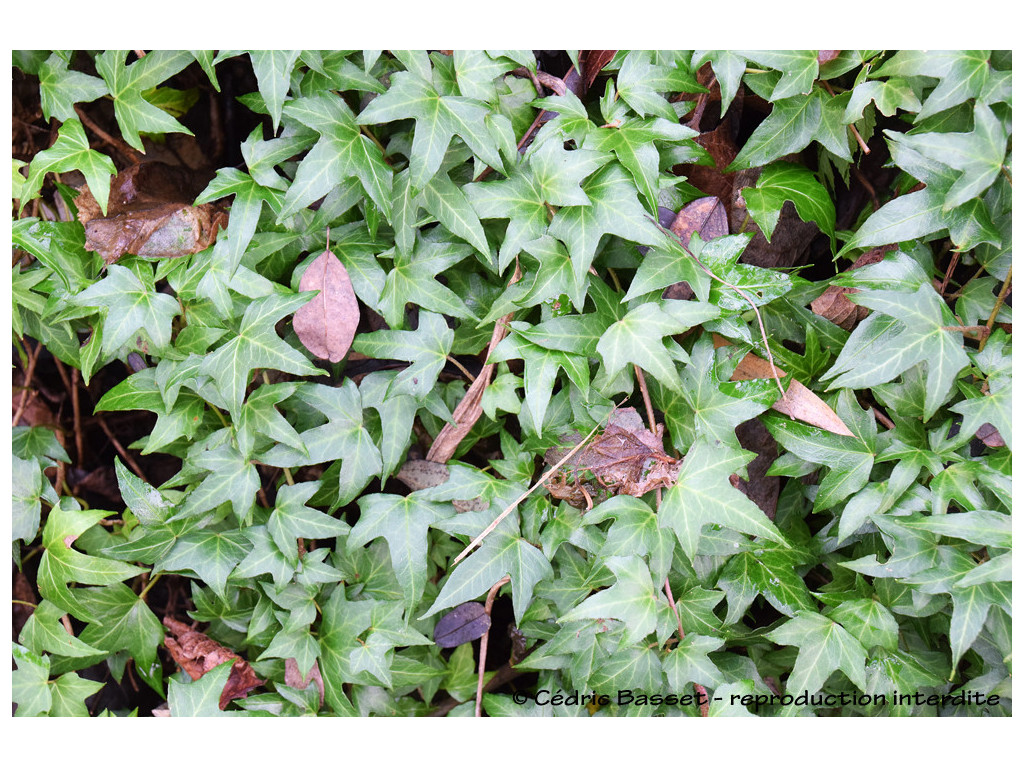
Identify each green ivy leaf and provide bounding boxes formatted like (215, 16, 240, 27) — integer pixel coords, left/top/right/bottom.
(73, 263, 180, 359)
(766, 610, 867, 712)
(37, 501, 147, 622)
(717, 544, 816, 624)
(424, 514, 553, 625)
(20, 119, 117, 215)
(659, 439, 787, 561)
(13, 644, 52, 717)
(249, 50, 300, 132)
(155, 529, 251, 599)
(37, 52, 108, 122)
(279, 94, 392, 222)
(823, 284, 969, 419)
(199, 291, 323, 417)
(349, 493, 457, 609)
(548, 163, 660, 292)
(356, 70, 503, 188)
(378, 237, 477, 329)
(76, 584, 165, 678)
(94, 50, 195, 153)
(741, 162, 836, 250)
(467, 140, 607, 270)
(167, 660, 234, 716)
(559, 555, 665, 645)
(351, 311, 453, 401)
(19, 599, 104, 659)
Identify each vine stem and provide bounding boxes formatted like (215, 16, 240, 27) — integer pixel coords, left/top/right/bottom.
(978, 265, 1012, 352)
(475, 576, 511, 717)
(12, 337, 41, 426)
(663, 576, 710, 717)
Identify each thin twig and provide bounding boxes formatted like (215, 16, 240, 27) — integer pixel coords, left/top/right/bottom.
(939, 249, 960, 296)
(71, 369, 85, 465)
(871, 406, 895, 430)
(12, 338, 42, 426)
(450, 416, 609, 567)
(476, 576, 511, 717)
(663, 576, 710, 717)
(632, 364, 663, 506)
(446, 355, 477, 385)
(979, 265, 1012, 352)
(95, 414, 149, 484)
(646, 215, 786, 397)
(74, 105, 144, 163)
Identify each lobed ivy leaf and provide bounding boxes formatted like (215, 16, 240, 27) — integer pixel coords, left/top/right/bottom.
(766, 610, 867, 713)
(199, 291, 324, 418)
(558, 555, 666, 645)
(349, 493, 458, 610)
(37, 501, 147, 623)
(424, 514, 553, 625)
(741, 161, 836, 250)
(823, 284, 969, 419)
(94, 50, 195, 153)
(279, 94, 393, 221)
(351, 311, 453, 401)
(356, 69, 504, 189)
(659, 439, 787, 561)
(21, 118, 117, 215)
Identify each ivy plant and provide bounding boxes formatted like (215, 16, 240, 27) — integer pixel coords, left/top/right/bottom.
(11, 49, 1011, 717)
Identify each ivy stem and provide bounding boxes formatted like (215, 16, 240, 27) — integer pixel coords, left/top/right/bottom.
(12, 599, 37, 608)
(71, 368, 85, 465)
(663, 576, 710, 717)
(359, 125, 387, 156)
(446, 355, 476, 384)
(475, 576, 511, 717)
(979, 265, 1012, 352)
(138, 573, 162, 601)
(74, 105, 145, 163)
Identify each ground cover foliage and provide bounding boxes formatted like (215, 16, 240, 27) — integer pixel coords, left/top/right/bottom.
(11, 49, 1011, 717)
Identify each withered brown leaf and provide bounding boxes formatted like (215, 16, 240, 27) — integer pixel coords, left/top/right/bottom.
(544, 408, 681, 509)
(663, 196, 730, 300)
(293, 249, 360, 363)
(163, 616, 263, 710)
(810, 246, 890, 330)
(77, 162, 226, 264)
(284, 658, 324, 709)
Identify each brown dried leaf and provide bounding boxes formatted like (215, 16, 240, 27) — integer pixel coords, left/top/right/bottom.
(663, 196, 729, 301)
(714, 335, 854, 437)
(77, 162, 226, 264)
(284, 658, 324, 709)
(811, 246, 890, 330)
(433, 602, 491, 648)
(163, 616, 263, 709)
(671, 195, 729, 243)
(396, 460, 488, 513)
(818, 50, 841, 65)
(544, 408, 682, 508)
(293, 250, 360, 363)
(580, 50, 616, 89)
(425, 262, 521, 464)
(975, 422, 1006, 448)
